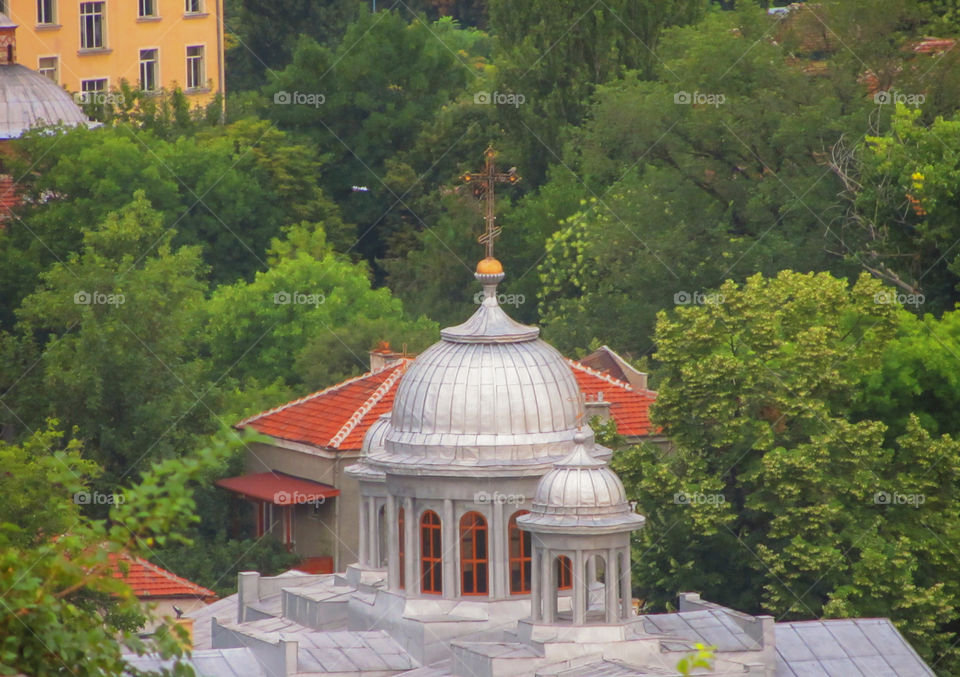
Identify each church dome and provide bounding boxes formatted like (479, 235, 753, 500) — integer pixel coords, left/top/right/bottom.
(518, 432, 645, 533)
(0, 64, 90, 140)
(366, 269, 590, 476)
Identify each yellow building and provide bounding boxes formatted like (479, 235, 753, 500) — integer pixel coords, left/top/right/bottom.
(2, 0, 223, 105)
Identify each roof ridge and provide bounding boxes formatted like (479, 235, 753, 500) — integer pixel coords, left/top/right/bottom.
(566, 358, 634, 391)
(236, 359, 410, 429)
(326, 361, 409, 448)
(113, 552, 216, 598)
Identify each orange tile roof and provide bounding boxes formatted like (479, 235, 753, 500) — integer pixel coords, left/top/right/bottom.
(108, 553, 216, 601)
(237, 356, 657, 450)
(566, 359, 657, 438)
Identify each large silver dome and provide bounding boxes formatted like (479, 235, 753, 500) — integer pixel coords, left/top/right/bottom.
(0, 65, 90, 140)
(365, 267, 590, 476)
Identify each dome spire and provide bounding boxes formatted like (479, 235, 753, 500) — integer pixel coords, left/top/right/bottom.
(462, 145, 520, 274)
(441, 147, 533, 343)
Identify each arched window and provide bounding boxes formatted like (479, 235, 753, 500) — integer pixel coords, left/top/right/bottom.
(508, 510, 532, 594)
(420, 511, 442, 595)
(557, 555, 573, 590)
(378, 505, 387, 568)
(398, 507, 405, 590)
(460, 512, 489, 596)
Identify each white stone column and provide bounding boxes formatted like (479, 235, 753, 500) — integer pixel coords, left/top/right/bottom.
(573, 551, 586, 625)
(386, 495, 399, 591)
(443, 499, 456, 599)
(587, 555, 597, 587)
(542, 549, 555, 623)
(605, 548, 618, 623)
(404, 497, 417, 594)
(620, 548, 632, 619)
(492, 499, 505, 598)
(367, 499, 378, 568)
(530, 544, 541, 621)
(358, 496, 368, 565)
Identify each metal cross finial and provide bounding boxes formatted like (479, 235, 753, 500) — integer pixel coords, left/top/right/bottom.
(462, 146, 521, 259)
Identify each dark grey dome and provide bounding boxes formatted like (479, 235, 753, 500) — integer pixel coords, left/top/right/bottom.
(0, 64, 90, 140)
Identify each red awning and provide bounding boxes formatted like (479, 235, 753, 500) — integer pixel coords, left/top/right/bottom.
(215, 472, 340, 505)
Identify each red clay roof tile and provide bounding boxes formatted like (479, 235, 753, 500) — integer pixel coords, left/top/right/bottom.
(237, 356, 656, 450)
(108, 553, 216, 600)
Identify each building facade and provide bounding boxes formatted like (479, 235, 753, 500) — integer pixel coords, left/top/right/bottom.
(2, 0, 223, 104)
(148, 253, 934, 676)
(222, 345, 658, 574)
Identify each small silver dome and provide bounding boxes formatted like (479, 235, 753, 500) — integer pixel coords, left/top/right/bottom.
(0, 64, 90, 140)
(519, 432, 645, 533)
(345, 414, 389, 482)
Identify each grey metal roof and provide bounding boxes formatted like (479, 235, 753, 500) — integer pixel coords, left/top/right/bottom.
(0, 65, 90, 139)
(643, 609, 763, 652)
(124, 648, 267, 677)
(774, 618, 935, 676)
(218, 616, 419, 673)
(186, 593, 239, 649)
(0, 13, 16, 28)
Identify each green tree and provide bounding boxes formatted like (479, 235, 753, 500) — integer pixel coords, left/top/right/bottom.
(488, 0, 707, 182)
(206, 224, 437, 389)
(0, 424, 246, 676)
(615, 270, 960, 671)
(8, 194, 216, 483)
(1, 121, 346, 319)
(264, 11, 483, 263)
(832, 107, 960, 312)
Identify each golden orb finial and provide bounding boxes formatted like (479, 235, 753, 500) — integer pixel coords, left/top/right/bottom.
(476, 257, 504, 275)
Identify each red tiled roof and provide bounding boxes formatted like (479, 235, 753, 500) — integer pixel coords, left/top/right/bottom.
(236, 360, 410, 450)
(215, 471, 340, 504)
(237, 356, 657, 450)
(567, 360, 657, 438)
(108, 553, 216, 601)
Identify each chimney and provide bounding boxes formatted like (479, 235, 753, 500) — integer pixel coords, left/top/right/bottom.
(369, 341, 403, 371)
(584, 392, 611, 423)
(0, 14, 17, 66)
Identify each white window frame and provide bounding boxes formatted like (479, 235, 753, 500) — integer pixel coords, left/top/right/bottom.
(186, 44, 205, 90)
(37, 0, 56, 25)
(139, 47, 159, 92)
(79, 77, 107, 104)
(138, 0, 157, 18)
(37, 55, 59, 83)
(185, 0, 203, 14)
(79, 2, 104, 50)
